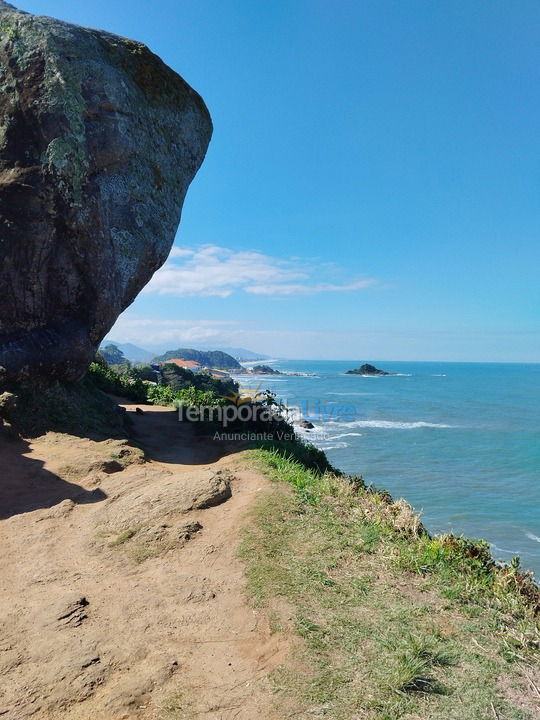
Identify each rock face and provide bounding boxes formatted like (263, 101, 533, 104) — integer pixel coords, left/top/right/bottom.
(0, 1, 212, 382)
(294, 419, 315, 430)
(99, 468, 233, 533)
(346, 363, 390, 376)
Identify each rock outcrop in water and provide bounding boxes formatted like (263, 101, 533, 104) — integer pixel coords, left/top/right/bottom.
(346, 364, 390, 376)
(0, 1, 212, 383)
(249, 365, 282, 375)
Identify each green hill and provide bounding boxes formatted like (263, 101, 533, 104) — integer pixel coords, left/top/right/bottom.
(152, 348, 242, 370)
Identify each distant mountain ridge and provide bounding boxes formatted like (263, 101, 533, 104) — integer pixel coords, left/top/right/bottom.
(160, 344, 270, 361)
(214, 346, 270, 362)
(152, 348, 242, 370)
(103, 341, 268, 364)
(101, 341, 153, 363)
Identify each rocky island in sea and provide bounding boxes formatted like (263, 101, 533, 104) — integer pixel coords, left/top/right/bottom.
(346, 363, 390, 375)
(246, 364, 313, 377)
(248, 364, 283, 375)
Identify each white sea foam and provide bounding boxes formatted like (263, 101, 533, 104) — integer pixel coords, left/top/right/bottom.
(240, 359, 281, 367)
(491, 543, 520, 555)
(281, 371, 317, 377)
(330, 432, 363, 439)
(321, 442, 348, 450)
(294, 425, 320, 435)
(364, 373, 410, 378)
(250, 377, 285, 382)
(432, 374, 447, 377)
(324, 419, 454, 430)
(526, 532, 540, 543)
(343, 373, 412, 378)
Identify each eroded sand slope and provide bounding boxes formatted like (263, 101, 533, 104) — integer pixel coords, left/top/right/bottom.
(0, 404, 284, 719)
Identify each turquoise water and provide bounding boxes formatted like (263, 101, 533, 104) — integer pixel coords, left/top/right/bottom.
(233, 361, 540, 576)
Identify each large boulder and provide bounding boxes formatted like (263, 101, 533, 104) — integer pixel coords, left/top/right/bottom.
(0, 1, 212, 382)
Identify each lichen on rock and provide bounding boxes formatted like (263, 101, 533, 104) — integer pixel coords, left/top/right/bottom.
(0, 1, 212, 382)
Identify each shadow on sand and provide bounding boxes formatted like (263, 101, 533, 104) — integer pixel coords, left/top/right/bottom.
(0, 400, 244, 521)
(120, 403, 244, 466)
(0, 436, 107, 520)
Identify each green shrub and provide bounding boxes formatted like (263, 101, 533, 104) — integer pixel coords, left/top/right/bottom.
(160, 363, 237, 396)
(145, 383, 178, 406)
(175, 386, 226, 408)
(87, 360, 147, 402)
(130, 365, 159, 382)
(395, 532, 540, 617)
(90, 360, 229, 412)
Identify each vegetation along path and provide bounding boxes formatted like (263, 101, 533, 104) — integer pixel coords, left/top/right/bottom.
(0, 401, 538, 719)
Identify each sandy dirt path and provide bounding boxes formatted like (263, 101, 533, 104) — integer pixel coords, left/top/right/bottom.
(0, 403, 285, 719)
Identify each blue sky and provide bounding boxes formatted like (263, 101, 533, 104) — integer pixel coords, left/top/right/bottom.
(19, 0, 540, 360)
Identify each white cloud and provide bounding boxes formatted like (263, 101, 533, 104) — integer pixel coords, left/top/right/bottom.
(107, 310, 326, 351)
(143, 244, 375, 298)
(168, 247, 196, 259)
(108, 314, 237, 345)
(247, 278, 376, 295)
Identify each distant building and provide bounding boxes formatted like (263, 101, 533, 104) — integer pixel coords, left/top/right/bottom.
(165, 358, 203, 373)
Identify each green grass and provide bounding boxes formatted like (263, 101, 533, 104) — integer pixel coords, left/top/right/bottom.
(108, 527, 138, 547)
(105, 525, 168, 563)
(238, 447, 539, 720)
(159, 691, 192, 719)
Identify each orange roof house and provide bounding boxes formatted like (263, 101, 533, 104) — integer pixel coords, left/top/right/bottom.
(166, 358, 203, 372)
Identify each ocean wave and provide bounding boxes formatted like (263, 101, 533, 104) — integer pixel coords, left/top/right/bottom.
(234, 373, 318, 380)
(324, 419, 455, 430)
(320, 442, 349, 450)
(281, 372, 317, 377)
(491, 543, 520, 555)
(363, 373, 411, 378)
(348, 374, 380, 378)
(432, 374, 447, 377)
(343, 373, 413, 378)
(249, 377, 286, 382)
(526, 532, 540, 543)
(240, 359, 281, 367)
(294, 424, 321, 434)
(330, 432, 363, 439)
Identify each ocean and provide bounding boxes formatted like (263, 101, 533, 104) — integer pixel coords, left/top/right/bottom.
(233, 360, 540, 577)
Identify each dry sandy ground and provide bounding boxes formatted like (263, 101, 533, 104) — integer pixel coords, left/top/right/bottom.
(0, 404, 286, 719)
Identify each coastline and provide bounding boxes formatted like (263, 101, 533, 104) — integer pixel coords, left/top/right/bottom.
(233, 359, 540, 577)
(239, 443, 539, 718)
(0, 395, 537, 718)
